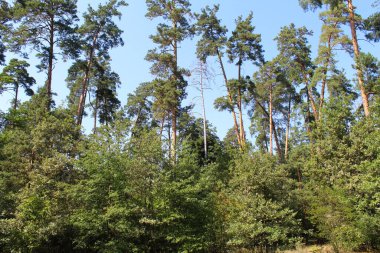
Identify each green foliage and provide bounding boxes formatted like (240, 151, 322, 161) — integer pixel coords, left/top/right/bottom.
(225, 153, 301, 250)
(78, 0, 126, 58)
(0, 91, 81, 252)
(275, 23, 313, 85)
(363, 12, 380, 42)
(68, 123, 147, 252)
(0, 58, 35, 109)
(0, 0, 13, 65)
(9, 0, 79, 101)
(227, 12, 264, 67)
(195, 4, 227, 62)
(0, 1, 379, 252)
(178, 113, 225, 166)
(360, 52, 380, 112)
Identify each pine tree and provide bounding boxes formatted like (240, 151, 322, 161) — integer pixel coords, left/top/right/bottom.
(312, 6, 351, 121)
(359, 52, 380, 113)
(0, 91, 81, 251)
(227, 12, 264, 149)
(363, 12, 380, 42)
(146, 0, 193, 162)
(74, 0, 126, 125)
(126, 82, 158, 136)
(195, 5, 244, 150)
(0, 59, 35, 109)
(252, 60, 289, 158)
(275, 24, 317, 133)
(196, 6, 265, 151)
(10, 0, 78, 104)
(0, 0, 13, 66)
(300, 0, 371, 116)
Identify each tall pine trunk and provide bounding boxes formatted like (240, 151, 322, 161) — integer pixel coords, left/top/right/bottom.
(93, 95, 98, 134)
(272, 119, 282, 159)
(285, 97, 291, 159)
(47, 14, 54, 107)
(77, 31, 99, 125)
(347, 0, 370, 116)
(216, 48, 242, 148)
(171, 109, 177, 162)
(238, 62, 246, 148)
(269, 83, 273, 155)
(159, 115, 165, 139)
(256, 99, 282, 158)
(199, 61, 208, 159)
(170, 23, 178, 163)
(319, 31, 333, 121)
(14, 83, 19, 110)
(302, 65, 318, 121)
(77, 66, 91, 125)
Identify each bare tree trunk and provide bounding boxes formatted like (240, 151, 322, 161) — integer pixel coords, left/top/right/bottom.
(306, 91, 312, 135)
(318, 32, 333, 121)
(171, 109, 177, 163)
(285, 97, 291, 159)
(269, 84, 273, 156)
(256, 100, 282, 158)
(77, 31, 99, 125)
(199, 61, 208, 159)
(170, 20, 178, 164)
(237, 62, 246, 148)
(299, 62, 318, 121)
(272, 119, 282, 159)
(93, 95, 98, 134)
(216, 48, 242, 148)
(47, 14, 54, 107)
(77, 68, 90, 125)
(14, 83, 19, 110)
(308, 89, 318, 121)
(238, 89, 245, 149)
(159, 115, 165, 139)
(168, 121, 171, 160)
(347, 0, 370, 117)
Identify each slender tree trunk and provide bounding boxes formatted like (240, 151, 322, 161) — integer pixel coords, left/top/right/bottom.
(238, 89, 245, 148)
(168, 122, 171, 160)
(199, 61, 208, 159)
(319, 72, 327, 121)
(264, 124, 269, 153)
(105, 97, 109, 127)
(77, 67, 90, 125)
(269, 84, 273, 156)
(216, 48, 242, 148)
(170, 21, 178, 163)
(285, 97, 291, 159)
(171, 109, 177, 162)
(299, 62, 318, 121)
(256, 100, 282, 158)
(308, 91, 318, 122)
(237, 62, 246, 148)
(14, 83, 19, 110)
(272, 118, 282, 159)
(47, 14, 54, 106)
(306, 91, 312, 135)
(347, 0, 370, 117)
(159, 115, 165, 139)
(77, 31, 99, 125)
(319, 32, 333, 121)
(93, 95, 98, 134)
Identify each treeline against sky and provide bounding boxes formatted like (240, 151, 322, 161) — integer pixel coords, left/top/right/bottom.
(0, 0, 379, 252)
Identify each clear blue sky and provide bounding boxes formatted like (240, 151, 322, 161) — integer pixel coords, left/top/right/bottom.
(1, 0, 378, 140)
